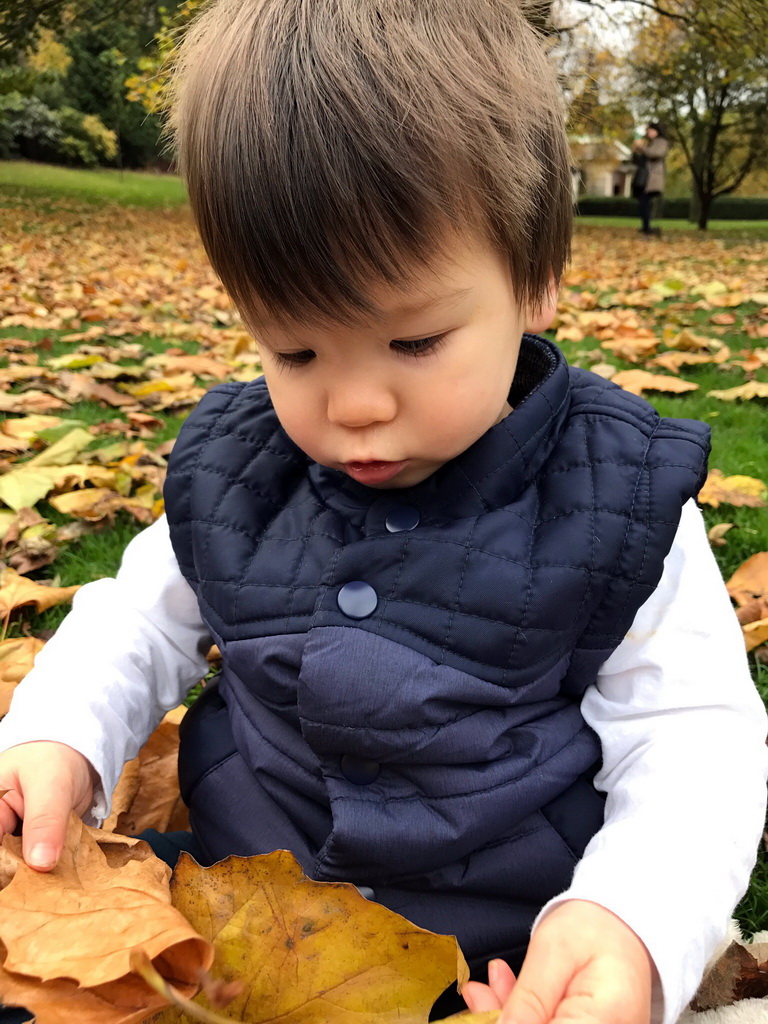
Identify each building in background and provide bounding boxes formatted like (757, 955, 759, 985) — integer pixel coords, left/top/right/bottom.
(569, 136, 633, 199)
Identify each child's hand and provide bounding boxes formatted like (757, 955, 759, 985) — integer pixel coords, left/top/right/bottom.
(0, 741, 96, 871)
(463, 900, 652, 1024)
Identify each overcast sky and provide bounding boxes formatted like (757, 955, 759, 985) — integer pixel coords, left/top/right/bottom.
(554, 0, 638, 52)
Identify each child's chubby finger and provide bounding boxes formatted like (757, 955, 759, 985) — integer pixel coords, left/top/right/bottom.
(19, 781, 70, 871)
(463, 960, 516, 1014)
(0, 742, 96, 871)
(0, 785, 22, 838)
(462, 980, 502, 1014)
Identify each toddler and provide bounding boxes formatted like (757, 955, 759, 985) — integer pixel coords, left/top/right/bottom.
(0, 2, 766, 1023)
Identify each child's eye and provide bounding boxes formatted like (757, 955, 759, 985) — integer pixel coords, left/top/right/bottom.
(390, 334, 446, 357)
(274, 349, 316, 368)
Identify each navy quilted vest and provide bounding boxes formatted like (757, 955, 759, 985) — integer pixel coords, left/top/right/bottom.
(164, 335, 709, 970)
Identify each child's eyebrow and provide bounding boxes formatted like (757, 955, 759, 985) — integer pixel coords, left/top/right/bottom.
(250, 286, 473, 334)
(383, 285, 473, 321)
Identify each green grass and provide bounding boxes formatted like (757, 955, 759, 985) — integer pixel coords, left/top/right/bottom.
(576, 215, 768, 240)
(552, 308, 768, 583)
(0, 160, 187, 208)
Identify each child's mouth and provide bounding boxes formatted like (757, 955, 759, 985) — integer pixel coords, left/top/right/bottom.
(344, 460, 407, 485)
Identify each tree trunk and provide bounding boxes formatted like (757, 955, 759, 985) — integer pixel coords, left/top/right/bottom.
(697, 191, 714, 230)
(688, 191, 700, 224)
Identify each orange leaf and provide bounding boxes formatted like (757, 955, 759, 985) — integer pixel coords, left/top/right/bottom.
(0, 391, 69, 414)
(0, 815, 212, 990)
(0, 637, 45, 716)
(649, 348, 730, 373)
(107, 707, 190, 837)
(610, 370, 698, 396)
(49, 485, 158, 524)
(0, 963, 172, 1024)
(699, 472, 767, 510)
(0, 566, 79, 622)
(726, 552, 768, 609)
(600, 338, 659, 362)
(743, 619, 768, 653)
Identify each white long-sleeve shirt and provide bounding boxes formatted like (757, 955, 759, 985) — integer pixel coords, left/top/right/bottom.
(0, 499, 765, 1024)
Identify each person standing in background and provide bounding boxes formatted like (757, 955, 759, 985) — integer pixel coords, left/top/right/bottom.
(632, 122, 669, 237)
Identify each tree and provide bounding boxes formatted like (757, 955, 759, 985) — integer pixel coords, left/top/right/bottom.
(564, 47, 635, 139)
(64, 21, 166, 168)
(628, 0, 768, 229)
(0, 0, 177, 63)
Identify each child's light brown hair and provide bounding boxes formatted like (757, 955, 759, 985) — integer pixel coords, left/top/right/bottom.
(167, 0, 572, 330)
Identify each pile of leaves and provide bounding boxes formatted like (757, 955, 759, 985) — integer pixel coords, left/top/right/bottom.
(0, 708, 479, 1024)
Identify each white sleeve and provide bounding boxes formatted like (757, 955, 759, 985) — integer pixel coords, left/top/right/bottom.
(532, 499, 768, 1024)
(0, 515, 211, 822)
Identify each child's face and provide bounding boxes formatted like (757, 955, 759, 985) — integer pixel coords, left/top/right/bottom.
(254, 234, 556, 489)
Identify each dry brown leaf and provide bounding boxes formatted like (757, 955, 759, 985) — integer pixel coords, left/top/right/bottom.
(58, 372, 140, 407)
(649, 348, 730, 373)
(0, 637, 45, 715)
(0, 566, 79, 623)
(102, 758, 143, 834)
(610, 370, 699, 396)
(709, 381, 768, 402)
(1, 414, 63, 440)
(141, 386, 207, 412)
(50, 485, 158, 524)
(0, 815, 212, 991)
(122, 373, 197, 397)
(736, 600, 765, 626)
(707, 522, 736, 548)
(699, 472, 768, 509)
(726, 553, 768, 649)
(0, 962, 173, 1024)
(0, 434, 34, 455)
(145, 354, 232, 380)
(108, 707, 190, 837)
(710, 313, 738, 325)
(555, 325, 585, 343)
(154, 849, 469, 1024)
(665, 328, 723, 353)
(599, 338, 659, 362)
(727, 553, 768, 609)
(743, 619, 768, 653)
(690, 941, 758, 1011)
(0, 391, 69, 414)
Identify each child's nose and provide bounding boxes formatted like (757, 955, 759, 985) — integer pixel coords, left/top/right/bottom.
(326, 379, 397, 428)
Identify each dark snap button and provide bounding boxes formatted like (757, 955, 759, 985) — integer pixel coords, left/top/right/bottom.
(337, 581, 378, 619)
(340, 754, 381, 785)
(357, 886, 376, 901)
(385, 504, 420, 533)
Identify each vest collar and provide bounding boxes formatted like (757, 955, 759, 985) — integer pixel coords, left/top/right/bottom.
(307, 334, 571, 519)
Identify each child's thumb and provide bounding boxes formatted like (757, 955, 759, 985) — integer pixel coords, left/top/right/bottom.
(498, 941, 567, 1024)
(21, 784, 71, 872)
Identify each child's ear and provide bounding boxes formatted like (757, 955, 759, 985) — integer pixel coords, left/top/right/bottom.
(524, 276, 559, 335)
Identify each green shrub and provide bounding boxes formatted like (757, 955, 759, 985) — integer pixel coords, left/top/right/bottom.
(575, 195, 768, 220)
(0, 93, 62, 161)
(0, 96, 117, 167)
(57, 107, 117, 166)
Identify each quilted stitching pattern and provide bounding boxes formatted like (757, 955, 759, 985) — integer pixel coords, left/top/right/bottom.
(166, 336, 709, 962)
(165, 336, 709, 691)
